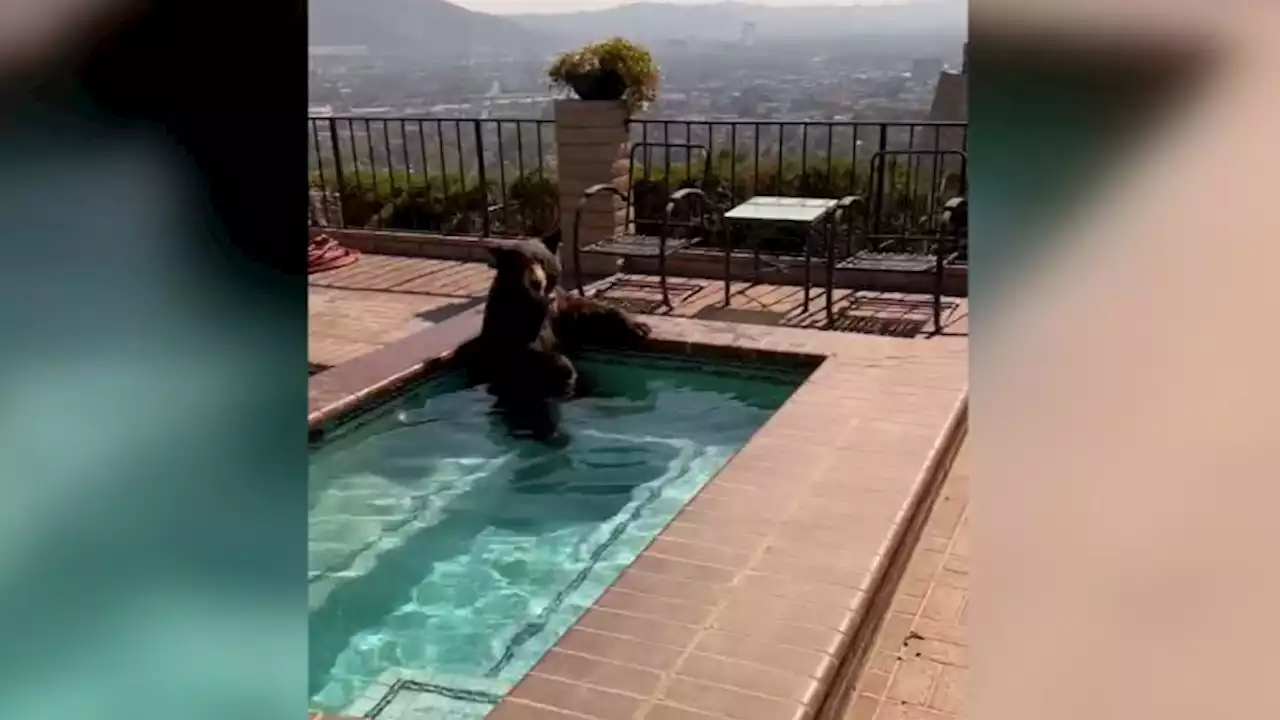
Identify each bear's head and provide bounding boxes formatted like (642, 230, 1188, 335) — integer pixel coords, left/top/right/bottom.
(486, 231, 561, 300)
(481, 232, 563, 342)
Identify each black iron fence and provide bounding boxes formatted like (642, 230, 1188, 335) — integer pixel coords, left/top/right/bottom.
(308, 116, 557, 237)
(307, 116, 967, 252)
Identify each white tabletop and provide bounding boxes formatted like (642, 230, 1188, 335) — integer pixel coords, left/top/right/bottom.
(724, 196, 839, 223)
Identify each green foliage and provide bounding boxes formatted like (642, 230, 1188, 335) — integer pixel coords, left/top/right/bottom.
(547, 37, 660, 114)
(310, 169, 559, 236)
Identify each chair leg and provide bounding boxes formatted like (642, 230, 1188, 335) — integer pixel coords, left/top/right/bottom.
(572, 210, 586, 297)
(723, 223, 732, 308)
(658, 254, 672, 308)
(934, 250, 944, 333)
(802, 225, 812, 314)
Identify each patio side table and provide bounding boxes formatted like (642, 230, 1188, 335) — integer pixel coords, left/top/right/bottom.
(722, 196, 839, 313)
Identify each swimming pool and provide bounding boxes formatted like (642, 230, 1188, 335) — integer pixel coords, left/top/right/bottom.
(308, 350, 811, 717)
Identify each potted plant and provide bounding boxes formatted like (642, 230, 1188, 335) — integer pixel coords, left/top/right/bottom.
(547, 37, 659, 114)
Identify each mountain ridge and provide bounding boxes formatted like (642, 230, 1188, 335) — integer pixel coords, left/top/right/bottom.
(510, 0, 967, 44)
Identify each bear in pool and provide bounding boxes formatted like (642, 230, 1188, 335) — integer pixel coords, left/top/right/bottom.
(451, 230, 652, 438)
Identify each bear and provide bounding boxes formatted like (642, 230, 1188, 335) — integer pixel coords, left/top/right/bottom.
(450, 230, 652, 438)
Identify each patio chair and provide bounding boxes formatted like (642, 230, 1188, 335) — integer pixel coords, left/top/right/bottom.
(570, 142, 723, 308)
(831, 149, 967, 332)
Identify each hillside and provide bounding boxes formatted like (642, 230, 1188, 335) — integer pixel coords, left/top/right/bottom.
(308, 0, 546, 58)
(511, 0, 967, 46)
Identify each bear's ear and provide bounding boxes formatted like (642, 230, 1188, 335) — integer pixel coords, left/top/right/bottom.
(538, 226, 561, 256)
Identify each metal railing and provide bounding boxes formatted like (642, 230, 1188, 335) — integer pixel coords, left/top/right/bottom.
(308, 116, 557, 237)
(627, 119, 968, 258)
(307, 115, 967, 253)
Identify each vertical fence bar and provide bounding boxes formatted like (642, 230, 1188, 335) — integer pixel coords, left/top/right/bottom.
(495, 121, 510, 235)
(364, 120, 378, 202)
(825, 123, 834, 196)
(663, 121, 671, 188)
(376, 119, 391, 193)
(311, 120, 332, 225)
(684, 121, 692, 185)
(775, 123, 784, 195)
(799, 123, 809, 193)
(536, 121, 545, 180)
(752, 123, 760, 197)
(907, 124, 917, 211)
(705, 122, 713, 190)
(400, 120, 413, 184)
(417, 120, 430, 193)
(346, 120, 362, 195)
(473, 120, 490, 238)
(326, 118, 347, 201)
(436, 120, 449, 197)
(515, 121, 526, 181)
(455, 120, 466, 194)
(850, 123, 859, 196)
(729, 123, 738, 204)
(641, 122, 650, 178)
(873, 124, 887, 235)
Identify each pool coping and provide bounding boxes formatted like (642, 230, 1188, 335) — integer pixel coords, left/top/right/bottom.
(308, 286, 968, 720)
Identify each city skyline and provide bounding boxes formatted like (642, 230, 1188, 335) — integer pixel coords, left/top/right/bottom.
(452, 0, 912, 16)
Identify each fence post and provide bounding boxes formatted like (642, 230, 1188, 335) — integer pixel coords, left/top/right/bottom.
(327, 118, 347, 198)
(473, 121, 491, 238)
(325, 118, 348, 228)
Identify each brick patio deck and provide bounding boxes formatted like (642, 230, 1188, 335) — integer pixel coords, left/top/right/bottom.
(308, 256, 494, 369)
(309, 254, 968, 370)
(309, 253, 969, 720)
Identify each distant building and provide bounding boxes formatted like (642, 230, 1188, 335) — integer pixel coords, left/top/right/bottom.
(919, 43, 968, 196)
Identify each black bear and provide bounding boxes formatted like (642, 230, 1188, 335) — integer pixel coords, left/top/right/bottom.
(451, 230, 652, 437)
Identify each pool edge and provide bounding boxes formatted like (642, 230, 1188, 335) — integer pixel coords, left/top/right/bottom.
(809, 391, 969, 720)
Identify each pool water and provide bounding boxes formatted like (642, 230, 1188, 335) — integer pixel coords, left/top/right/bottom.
(308, 351, 809, 717)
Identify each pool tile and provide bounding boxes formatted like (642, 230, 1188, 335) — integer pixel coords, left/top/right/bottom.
(709, 613, 846, 656)
(715, 591, 857, 633)
(657, 520, 769, 549)
(692, 630, 832, 680)
(661, 676, 807, 720)
(749, 553, 875, 590)
(576, 607, 703, 649)
(509, 673, 646, 719)
(556, 628, 686, 672)
(643, 704, 724, 720)
(594, 587, 718, 627)
(628, 554, 740, 586)
(682, 493, 793, 523)
(674, 651, 820, 704)
(486, 699, 586, 720)
(733, 571, 866, 610)
(645, 536, 759, 570)
(531, 648, 666, 699)
(611, 568, 730, 607)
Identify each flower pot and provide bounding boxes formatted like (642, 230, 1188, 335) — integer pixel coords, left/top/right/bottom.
(567, 69, 627, 102)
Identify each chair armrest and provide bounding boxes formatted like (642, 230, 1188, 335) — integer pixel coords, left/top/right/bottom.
(665, 187, 712, 217)
(665, 187, 725, 234)
(579, 183, 627, 201)
(940, 196, 967, 234)
(836, 195, 868, 221)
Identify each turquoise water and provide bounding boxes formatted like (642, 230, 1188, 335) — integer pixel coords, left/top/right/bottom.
(308, 351, 809, 717)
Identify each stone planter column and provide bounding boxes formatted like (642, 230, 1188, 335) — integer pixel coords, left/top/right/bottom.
(554, 100, 630, 278)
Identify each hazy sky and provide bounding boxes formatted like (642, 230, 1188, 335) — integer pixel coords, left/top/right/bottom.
(453, 0, 909, 15)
